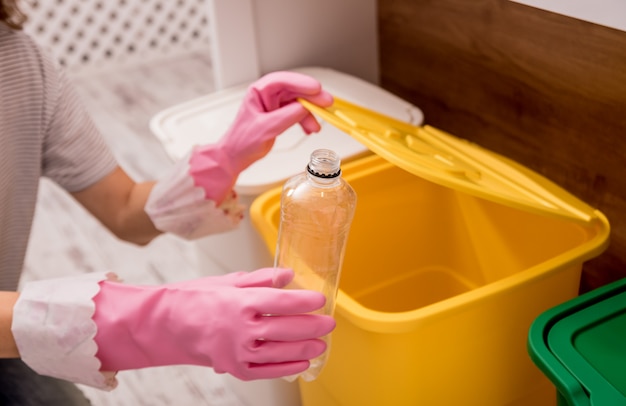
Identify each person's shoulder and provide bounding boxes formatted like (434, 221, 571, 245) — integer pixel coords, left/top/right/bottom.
(0, 22, 60, 83)
(0, 22, 43, 54)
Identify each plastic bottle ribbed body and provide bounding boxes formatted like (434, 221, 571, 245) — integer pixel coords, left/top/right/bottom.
(274, 149, 357, 382)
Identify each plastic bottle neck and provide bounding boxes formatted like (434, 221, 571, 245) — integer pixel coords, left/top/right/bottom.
(306, 149, 342, 182)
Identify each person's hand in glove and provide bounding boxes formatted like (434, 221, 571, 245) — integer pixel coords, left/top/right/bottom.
(92, 267, 335, 380)
(144, 71, 334, 240)
(11, 268, 334, 389)
(189, 71, 334, 205)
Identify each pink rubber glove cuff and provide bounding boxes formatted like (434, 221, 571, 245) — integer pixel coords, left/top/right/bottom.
(144, 152, 245, 239)
(187, 145, 238, 207)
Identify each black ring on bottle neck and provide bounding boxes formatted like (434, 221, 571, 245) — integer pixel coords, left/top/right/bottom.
(307, 164, 341, 178)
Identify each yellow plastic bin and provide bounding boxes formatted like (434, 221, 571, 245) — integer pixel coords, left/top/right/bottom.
(250, 97, 610, 406)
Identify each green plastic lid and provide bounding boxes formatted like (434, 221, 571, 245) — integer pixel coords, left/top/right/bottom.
(300, 96, 600, 225)
(528, 277, 626, 406)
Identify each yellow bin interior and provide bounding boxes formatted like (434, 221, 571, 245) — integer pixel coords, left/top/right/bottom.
(251, 152, 609, 406)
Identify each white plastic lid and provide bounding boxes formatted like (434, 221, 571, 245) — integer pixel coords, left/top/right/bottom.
(150, 66, 424, 195)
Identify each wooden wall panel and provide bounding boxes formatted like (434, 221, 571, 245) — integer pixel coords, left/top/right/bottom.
(378, 0, 626, 292)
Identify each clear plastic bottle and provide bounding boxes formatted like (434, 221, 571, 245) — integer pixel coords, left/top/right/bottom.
(274, 149, 357, 382)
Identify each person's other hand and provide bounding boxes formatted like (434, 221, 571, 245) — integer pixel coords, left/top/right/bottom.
(93, 268, 336, 380)
(189, 71, 334, 205)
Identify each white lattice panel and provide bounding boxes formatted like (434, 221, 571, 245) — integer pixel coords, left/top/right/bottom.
(23, 0, 211, 73)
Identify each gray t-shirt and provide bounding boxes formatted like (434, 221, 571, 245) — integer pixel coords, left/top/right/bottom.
(0, 24, 117, 290)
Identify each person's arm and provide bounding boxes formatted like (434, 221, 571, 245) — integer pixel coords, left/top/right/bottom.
(11, 269, 335, 389)
(71, 167, 161, 245)
(0, 292, 20, 358)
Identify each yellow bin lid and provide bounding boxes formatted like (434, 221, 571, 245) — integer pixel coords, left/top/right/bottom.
(300, 96, 598, 225)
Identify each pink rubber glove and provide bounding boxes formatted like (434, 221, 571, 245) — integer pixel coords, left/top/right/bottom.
(189, 71, 334, 205)
(92, 268, 335, 380)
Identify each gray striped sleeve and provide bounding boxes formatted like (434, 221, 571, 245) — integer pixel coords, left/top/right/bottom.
(0, 24, 118, 289)
(41, 52, 117, 192)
